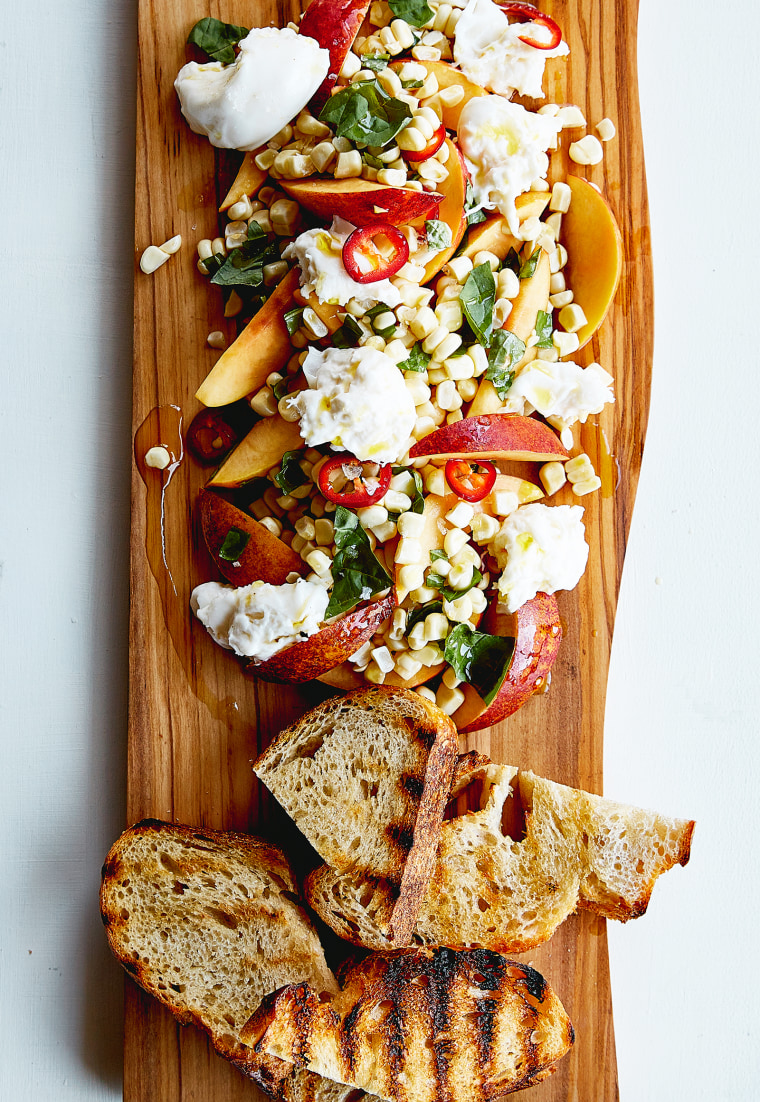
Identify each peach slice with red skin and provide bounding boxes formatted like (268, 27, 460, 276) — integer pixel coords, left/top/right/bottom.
(409, 414, 568, 463)
(199, 489, 307, 586)
(299, 0, 373, 115)
(209, 415, 304, 489)
(561, 176, 623, 349)
(452, 592, 562, 733)
(196, 268, 300, 408)
(254, 591, 396, 683)
(279, 178, 442, 228)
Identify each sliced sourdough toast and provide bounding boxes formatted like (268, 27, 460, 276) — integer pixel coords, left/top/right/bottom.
(243, 946, 574, 1102)
(305, 753, 695, 952)
(253, 687, 459, 946)
(100, 819, 351, 1100)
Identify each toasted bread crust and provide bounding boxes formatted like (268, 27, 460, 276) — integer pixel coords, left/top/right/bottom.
(243, 947, 574, 1102)
(255, 688, 459, 946)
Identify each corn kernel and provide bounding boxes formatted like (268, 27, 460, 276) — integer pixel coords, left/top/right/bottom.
(557, 105, 586, 128)
(445, 501, 474, 528)
(416, 685, 437, 702)
(572, 475, 602, 496)
(399, 564, 425, 591)
(397, 511, 425, 538)
(395, 537, 422, 565)
(250, 387, 278, 417)
(470, 513, 500, 544)
(596, 117, 616, 142)
(558, 303, 588, 333)
(436, 682, 465, 714)
(442, 666, 461, 690)
(569, 135, 603, 165)
(335, 150, 363, 178)
(364, 661, 386, 684)
(443, 527, 469, 557)
(384, 489, 412, 512)
(423, 612, 449, 641)
(357, 504, 388, 528)
(423, 466, 446, 496)
(550, 289, 574, 309)
(553, 329, 580, 357)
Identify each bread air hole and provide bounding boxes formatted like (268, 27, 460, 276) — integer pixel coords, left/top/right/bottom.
(204, 907, 239, 930)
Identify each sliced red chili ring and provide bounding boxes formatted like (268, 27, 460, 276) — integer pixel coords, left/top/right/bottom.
(342, 223, 410, 284)
(318, 455, 392, 508)
(445, 459, 498, 503)
(405, 120, 446, 163)
(186, 409, 238, 465)
(499, 2, 563, 49)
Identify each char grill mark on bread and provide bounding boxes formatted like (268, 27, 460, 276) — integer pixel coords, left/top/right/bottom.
(253, 688, 459, 946)
(99, 819, 344, 1099)
(242, 947, 574, 1102)
(305, 753, 695, 952)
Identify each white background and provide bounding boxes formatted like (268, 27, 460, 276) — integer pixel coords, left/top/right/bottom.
(1, 0, 758, 1098)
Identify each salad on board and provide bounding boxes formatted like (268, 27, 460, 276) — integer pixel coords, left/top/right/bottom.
(142, 0, 623, 733)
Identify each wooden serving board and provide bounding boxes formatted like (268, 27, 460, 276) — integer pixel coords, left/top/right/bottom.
(127, 0, 652, 1098)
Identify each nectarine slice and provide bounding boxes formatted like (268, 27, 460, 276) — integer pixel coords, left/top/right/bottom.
(395, 493, 448, 603)
(561, 176, 623, 349)
(422, 139, 468, 284)
(199, 490, 306, 586)
(299, 0, 372, 115)
(254, 592, 396, 683)
(409, 414, 568, 463)
(208, 415, 304, 488)
(453, 592, 562, 733)
(220, 150, 268, 212)
(196, 268, 300, 408)
(279, 178, 442, 228)
(391, 60, 487, 131)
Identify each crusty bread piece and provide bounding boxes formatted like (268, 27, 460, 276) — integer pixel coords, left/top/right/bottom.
(243, 946, 574, 1102)
(253, 687, 459, 946)
(305, 753, 695, 952)
(100, 819, 346, 1099)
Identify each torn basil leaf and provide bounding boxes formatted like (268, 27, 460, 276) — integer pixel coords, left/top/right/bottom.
(187, 17, 249, 64)
(390, 466, 425, 514)
(444, 623, 516, 706)
(319, 80, 412, 148)
(332, 314, 363, 348)
(401, 77, 424, 89)
(325, 507, 393, 619)
(388, 0, 434, 27)
(218, 526, 251, 562)
(430, 548, 448, 562)
(519, 247, 542, 279)
(459, 262, 496, 347)
(362, 53, 390, 72)
(535, 309, 554, 348)
(283, 307, 304, 336)
(406, 601, 444, 636)
(429, 567, 483, 603)
(485, 329, 526, 399)
(398, 342, 431, 372)
(210, 223, 279, 289)
(425, 220, 452, 251)
(464, 181, 487, 226)
(502, 247, 521, 275)
(273, 451, 308, 495)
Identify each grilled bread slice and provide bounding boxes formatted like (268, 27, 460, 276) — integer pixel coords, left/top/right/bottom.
(305, 754, 695, 952)
(243, 946, 574, 1102)
(253, 687, 459, 946)
(99, 819, 346, 1099)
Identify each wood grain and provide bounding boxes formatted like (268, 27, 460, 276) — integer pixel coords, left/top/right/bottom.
(127, 0, 652, 1099)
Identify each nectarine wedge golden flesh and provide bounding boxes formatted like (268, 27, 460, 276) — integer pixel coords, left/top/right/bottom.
(561, 176, 623, 349)
(317, 663, 366, 691)
(199, 490, 307, 586)
(220, 151, 268, 211)
(254, 592, 396, 683)
(453, 592, 562, 733)
(299, 0, 372, 115)
(279, 178, 442, 227)
(442, 474, 543, 520)
(384, 665, 444, 689)
(392, 60, 487, 130)
(409, 414, 568, 463)
(422, 139, 467, 284)
(195, 268, 300, 408)
(466, 350, 538, 418)
(208, 415, 304, 488)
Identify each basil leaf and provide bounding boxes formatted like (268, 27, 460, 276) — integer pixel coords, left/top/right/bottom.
(362, 53, 390, 72)
(388, 0, 434, 26)
(425, 220, 452, 251)
(187, 17, 249, 64)
(390, 466, 425, 514)
(464, 181, 486, 226)
(402, 77, 424, 89)
(535, 309, 554, 348)
(320, 80, 412, 148)
(332, 314, 363, 348)
(283, 307, 304, 336)
(362, 151, 385, 170)
(444, 623, 516, 706)
(485, 329, 526, 400)
(210, 229, 279, 289)
(271, 376, 290, 402)
(426, 573, 446, 589)
(429, 567, 483, 602)
(430, 548, 448, 562)
(202, 252, 226, 278)
(398, 342, 431, 372)
(218, 526, 251, 562)
(459, 262, 496, 347)
(326, 507, 393, 619)
(365, 304, 395, 338)
(406, 601, 444, 636)
(519, 247, 542, 279)
(503, 247, 521, 275)
(273, 451, 308, 494)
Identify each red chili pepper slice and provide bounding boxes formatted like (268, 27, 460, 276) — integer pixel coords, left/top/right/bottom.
(318, 455, 392, 507)
(499, 2, 562, 49)
(405, 120, 446, 163)
(186, 409, 238, 465)
(342, 223, 410, 284)
(445, 459, 498, 503)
